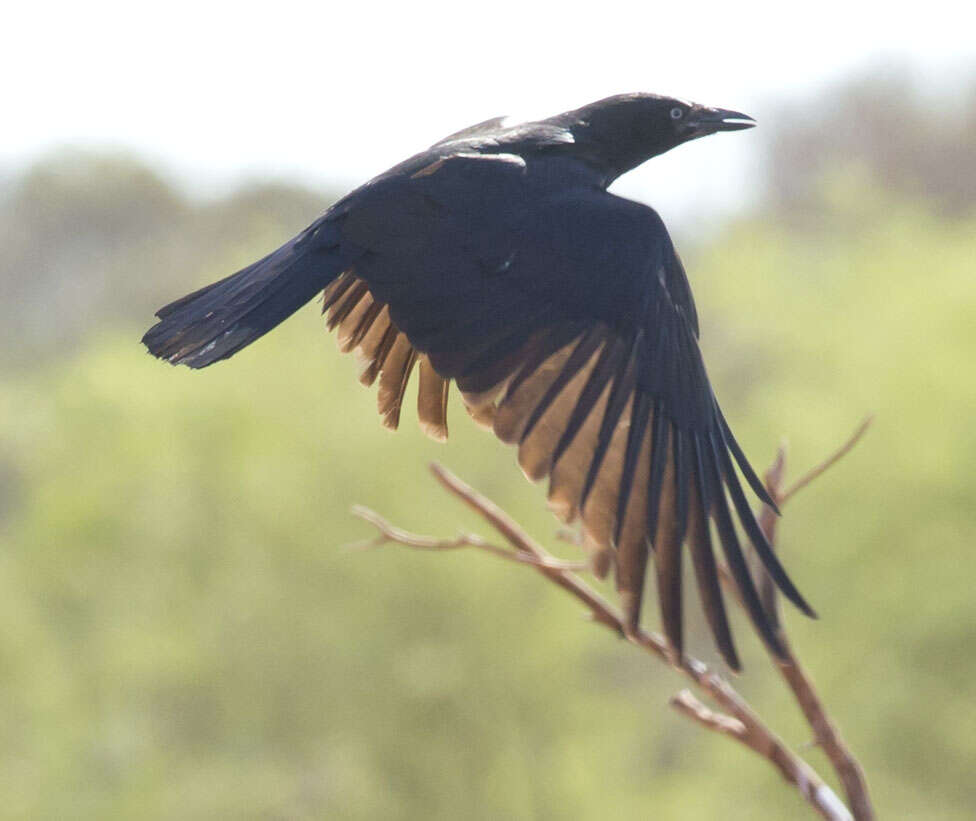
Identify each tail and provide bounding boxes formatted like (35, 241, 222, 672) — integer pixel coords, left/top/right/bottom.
(143, 223, 345, 368)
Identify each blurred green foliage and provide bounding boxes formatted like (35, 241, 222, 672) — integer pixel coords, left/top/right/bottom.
(1, 114, 975, 818)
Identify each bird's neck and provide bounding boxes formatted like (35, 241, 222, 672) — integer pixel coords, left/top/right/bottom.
(555, 119, 667, 187)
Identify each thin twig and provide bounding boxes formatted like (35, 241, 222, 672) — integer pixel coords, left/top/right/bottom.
(758, 444, 788, 625)
(751, 419, 876, 821)
(355, 462, 855, 821)
(670, 690, 746, 738)
(774, 640, 871, 821)
(778, 416, 874, 505)
(349, 505, 589, 570)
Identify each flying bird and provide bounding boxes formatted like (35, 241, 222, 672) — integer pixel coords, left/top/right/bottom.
(143, 93, 815, 670)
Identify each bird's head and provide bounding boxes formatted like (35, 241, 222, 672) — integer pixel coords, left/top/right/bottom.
(562, 93, 756, 183)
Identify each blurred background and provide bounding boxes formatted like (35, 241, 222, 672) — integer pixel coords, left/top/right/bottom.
(2, 3, 974, 818)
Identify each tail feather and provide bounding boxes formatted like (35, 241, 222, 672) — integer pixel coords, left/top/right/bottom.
(143, 226, 344, 369)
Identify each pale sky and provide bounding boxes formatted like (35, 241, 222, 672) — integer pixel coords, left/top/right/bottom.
(4, 0, 973, 224)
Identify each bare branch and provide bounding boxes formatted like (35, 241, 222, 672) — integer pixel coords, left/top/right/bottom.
(671, 690, 746, 738)
(428, 462, 629, 635)
(758, 444, 789, 624)
(778, 416, 874, 505)
(774, 639, 871, 821)
(748, 421, 875, 821)
(354, 460, 862, 821)
(350, 505, 590, 570)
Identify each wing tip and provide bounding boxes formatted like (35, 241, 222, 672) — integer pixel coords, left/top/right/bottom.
(793, 595, 819, 620)
(721, 646, 743, 673)
(419, 421, 449, 442)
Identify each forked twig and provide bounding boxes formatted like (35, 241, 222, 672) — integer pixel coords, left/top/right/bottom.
(349, 505, 589, 570)
(352, 419, 873, 820)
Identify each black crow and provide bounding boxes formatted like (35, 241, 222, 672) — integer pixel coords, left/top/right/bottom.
(143, 93, 815, 669)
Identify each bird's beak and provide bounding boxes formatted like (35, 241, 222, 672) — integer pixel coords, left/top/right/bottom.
(683, 107, 756, 139)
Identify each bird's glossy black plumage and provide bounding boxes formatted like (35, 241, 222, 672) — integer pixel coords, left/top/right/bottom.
(143, 93, 814, 669)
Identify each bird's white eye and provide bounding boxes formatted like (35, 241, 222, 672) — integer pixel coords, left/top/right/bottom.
(670, 107, 684, 120)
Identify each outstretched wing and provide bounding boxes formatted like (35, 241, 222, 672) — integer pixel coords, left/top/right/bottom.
(333, 154, 814, 669)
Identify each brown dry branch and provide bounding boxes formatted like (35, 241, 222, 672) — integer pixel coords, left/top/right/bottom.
(756, 418, 876, 821)
(778, 416, 874, 506)
(351, 419, 873, 821)
(707, 418, 874, 821)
